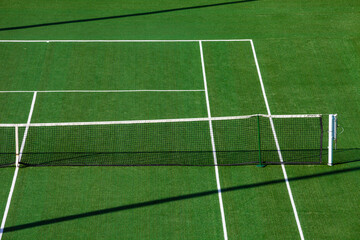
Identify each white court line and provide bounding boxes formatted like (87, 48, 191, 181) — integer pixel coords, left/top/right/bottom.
(0, 39, 251, 43)
(18, 92, 38, 162)
(250, 40, 305, 240)
(199, 41, 228, 240)
(0, 89, 205, 93)
(0, 92, 37, 240)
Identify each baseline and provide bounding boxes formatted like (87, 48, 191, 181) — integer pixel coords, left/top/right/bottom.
(0, 90, 204, 93)
(0, 39, 251, 43)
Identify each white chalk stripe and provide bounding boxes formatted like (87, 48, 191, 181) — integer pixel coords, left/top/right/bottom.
(250, 40, 305, 240)
(0, 39, 251, 43)
(0, 89, 205, 93)
(199, 40, 228, 240)
(0, 91, 37, 239)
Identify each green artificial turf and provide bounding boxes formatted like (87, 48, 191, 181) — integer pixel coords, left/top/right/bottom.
(32, 91, 207, 122)
(286, 163, 360, 240)
(0, 93, 35, 123)
(0, 168, 15, 226)
(0, 0, 359, 40)
(0, 42, 204, 91)
(0, 93, 36, 232)
(4, 167, 224, 240)
(202, 41, 267, 116)
(0, 0, 359, 239)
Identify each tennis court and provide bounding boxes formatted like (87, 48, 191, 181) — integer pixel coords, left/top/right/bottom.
(1, 1, 359, 239)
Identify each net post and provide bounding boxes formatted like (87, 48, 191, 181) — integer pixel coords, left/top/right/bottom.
(256, 115, 265, 167)
(328, 114, 334, 166)
(15, 125, 19, 167)
(334, 114, 338, 150)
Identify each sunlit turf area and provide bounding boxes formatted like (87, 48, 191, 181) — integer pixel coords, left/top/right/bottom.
(0, 0, 359, 240)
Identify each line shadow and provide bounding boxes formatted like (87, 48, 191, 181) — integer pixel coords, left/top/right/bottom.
(2, 165, 359, 233)
(0, 0, 256, 32)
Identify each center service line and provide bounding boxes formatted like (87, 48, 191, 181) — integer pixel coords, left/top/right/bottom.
(199, 40, 228, 240)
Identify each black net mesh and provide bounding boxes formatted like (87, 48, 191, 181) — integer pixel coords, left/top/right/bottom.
(260, 117, 323, 164)
(213, 116, 323, 165)
(0, 115, 325, 167)
(19, 121, 213, 166)
(213, 117, 260, 165)
(15, 115, 323, 166)
(0, 127, 16, 167)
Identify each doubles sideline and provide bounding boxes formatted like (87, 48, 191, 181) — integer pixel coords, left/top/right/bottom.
(250, 40, 305, 240)
(0, 92, 37, 240)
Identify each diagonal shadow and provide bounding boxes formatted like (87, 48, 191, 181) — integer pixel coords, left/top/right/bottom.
(0, 0, 256, 32)
(2, 166, 359, 233)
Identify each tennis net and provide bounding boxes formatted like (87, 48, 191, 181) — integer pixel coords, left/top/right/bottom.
(0, 127, 16, 167)
(0, 114, 323, 167)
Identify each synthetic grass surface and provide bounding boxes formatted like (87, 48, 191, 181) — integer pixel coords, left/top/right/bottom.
(0, 93, 34, 234)
(0, 0, 359, 40)
(0, 42, 204, 91)
(3, 167, 224, 240)
(286, 163, 360, 240)
(0, 41, 311, 240)
(202, 41, 267, 116)
(0, 0, 359, 239)
(32, 92, 207, 122)
(0, 168, 15, 226)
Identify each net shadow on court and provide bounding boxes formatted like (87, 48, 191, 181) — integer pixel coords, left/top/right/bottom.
(13, 149, 323, 167)
(331, 148, 360, 165)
